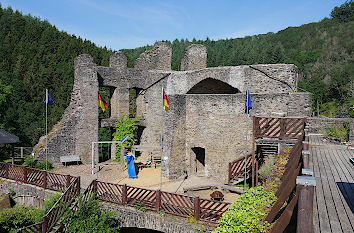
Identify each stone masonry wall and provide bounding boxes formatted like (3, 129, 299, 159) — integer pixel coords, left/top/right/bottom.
(101, 202, 215, 233)
(181, 44, 207, 71)
(0, 178, 56, 201)
(244, 64, 298, 93)
(36, 54, 98, 165)
(306, 117, 352, 134)
(164, 92, 312, 183)
(134, 42, 171, 71)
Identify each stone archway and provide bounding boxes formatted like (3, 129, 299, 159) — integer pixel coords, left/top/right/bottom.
(187, 78, 240, 94)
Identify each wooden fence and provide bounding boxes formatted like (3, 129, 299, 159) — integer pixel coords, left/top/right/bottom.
(87, 180, 230, 223)
(17, 176, 80, 233)
(228, 153, 253, 185)
(265, 128, 315, 233)
(265, 134, 303, 232)
(0, 162, 80, 233)
(0, 162, 74, 192)
(254, 116, 305, 139)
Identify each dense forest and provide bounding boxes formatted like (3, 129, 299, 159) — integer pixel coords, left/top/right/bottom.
(0, 1, 353, 148)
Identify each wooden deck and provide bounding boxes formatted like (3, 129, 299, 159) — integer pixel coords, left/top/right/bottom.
(310, 134, 354, 233)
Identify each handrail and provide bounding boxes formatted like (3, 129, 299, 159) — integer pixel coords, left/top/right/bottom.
(83, 179, 230, 224)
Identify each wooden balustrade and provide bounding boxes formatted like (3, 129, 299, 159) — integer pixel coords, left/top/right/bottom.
(254, 116, 305, 140)
(86, 179, 230, 224)
(16, 174, 80, 233)
(0, 162, 74, 192)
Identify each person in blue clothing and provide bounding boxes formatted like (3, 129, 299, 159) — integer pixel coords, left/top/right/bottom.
(126, 152, 138, 179)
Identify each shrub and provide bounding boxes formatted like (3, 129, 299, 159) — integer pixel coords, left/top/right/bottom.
(323, 123, 350, 142)
(63, 193, 119, 233)
(8, 188, 16, 197)
(34, 160, 52, 170)
(22, 156, 52, 170)
(23, 156, 36, 168)
(214, 186, 277, 233)
(258, 155, 275, 182)
(0, 205, 42, 233)
(214, 147, 292, 233)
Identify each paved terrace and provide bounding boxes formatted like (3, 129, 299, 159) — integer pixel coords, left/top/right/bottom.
(309, 134, 354, 233)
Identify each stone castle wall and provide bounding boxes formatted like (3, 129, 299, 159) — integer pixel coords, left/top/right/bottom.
(163, 92, 311, 182)
(38, 42, 313, 183)
(101, 202, 215, 233)
(36, 54, 98, 165)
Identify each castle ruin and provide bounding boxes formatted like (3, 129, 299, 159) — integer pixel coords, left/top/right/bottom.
(38, 42, 312, 183)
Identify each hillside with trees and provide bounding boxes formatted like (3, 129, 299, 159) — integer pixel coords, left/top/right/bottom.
(0, 1, 353, 149)
(122, 1, 354, 118)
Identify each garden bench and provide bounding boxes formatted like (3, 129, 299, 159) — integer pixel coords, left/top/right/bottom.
(60, 155, 81, 165)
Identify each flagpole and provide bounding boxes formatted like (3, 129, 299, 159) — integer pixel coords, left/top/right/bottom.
(160, 87, 164, 190)
(45, 89, 48, 171)
(243, 90, 249, 190)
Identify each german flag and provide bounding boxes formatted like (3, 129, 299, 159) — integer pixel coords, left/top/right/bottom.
(163, 90, 169, 111)
(98, 93, 108, 112)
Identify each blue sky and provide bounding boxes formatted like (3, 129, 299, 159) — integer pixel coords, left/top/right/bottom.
(0, 0, 348, 50)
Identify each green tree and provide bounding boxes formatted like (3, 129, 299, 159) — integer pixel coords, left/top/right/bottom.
(331, 0, 354, 22)
(112, 115, 138, 161)
(0, 80, 12, 128)
(63, 193, 118, 233)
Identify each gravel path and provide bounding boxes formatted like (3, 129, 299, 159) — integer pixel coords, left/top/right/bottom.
(53, 160, 239, 202)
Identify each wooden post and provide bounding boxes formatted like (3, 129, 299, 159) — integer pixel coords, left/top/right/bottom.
(66, 175, 71, 188)
(228, 163, 232, 185)
(251, 116, 257, 187)
(302, 150, 310, 169)
(93, 179, 98, 193)
(253, 116, 258, 138)
(280, 118, 286, 139)
(76, 176, 81, 195)
(43, 171, 47, 189)
(122, 184, 127, 205)
(11, 145, 14, 165)
(5, 163, 9, 179)
(42, 215, 47, 233)
(193, 196, 200, 221)
(296, 176, 316, 233)
(255, 160, 259, 186)
(23, 167, 27, 184)
(303, 141, 309, 151)
(156, 189, 161, 211)
(251, 131, 256, 187)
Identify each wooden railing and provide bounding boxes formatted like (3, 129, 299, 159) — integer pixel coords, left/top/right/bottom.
(42, 176, 80, 231)
(0, 162, 73, 192)
(265, 128, 315, 233)
(254, 116, 305, 140)
(228, 153, 252, 185)
(17, 176, 80, 233)
(17, 222, 43, 233)
(0, 162, 81, 233)
(265, 134, 303, 229)
(87, 180, 230, 224)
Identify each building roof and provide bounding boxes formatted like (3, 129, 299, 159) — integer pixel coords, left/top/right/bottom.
(0, 129, 19, 144)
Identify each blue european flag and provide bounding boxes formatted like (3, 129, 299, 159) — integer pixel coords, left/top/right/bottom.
(245, 90, 252, 114)
(44, 89, 54, 105)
